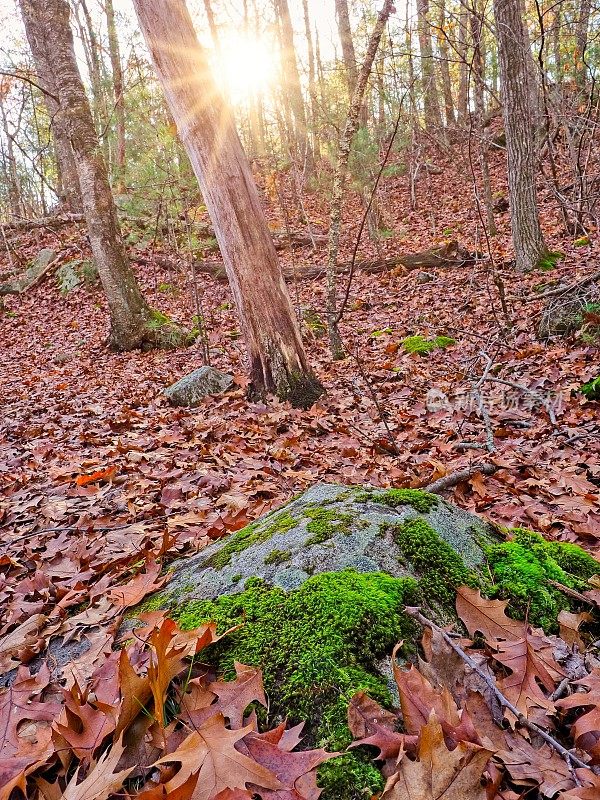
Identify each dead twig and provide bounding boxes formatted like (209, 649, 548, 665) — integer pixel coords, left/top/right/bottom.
(405, 607, 595, 775)
(424, 462, 498, 493)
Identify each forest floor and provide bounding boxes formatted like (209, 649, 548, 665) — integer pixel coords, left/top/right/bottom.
(0, 138, 599, 794)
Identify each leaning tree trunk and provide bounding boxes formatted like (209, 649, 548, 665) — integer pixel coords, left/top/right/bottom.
(19, 0, 184, 350)
(494, 0, 548, 271)
(132, 0, 323, 408)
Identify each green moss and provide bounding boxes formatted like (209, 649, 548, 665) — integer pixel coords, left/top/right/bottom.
(402, 334, 455, 355)
(147, 308, 172, 328)
(318, 752, 384, 800)
(304, 507, 354, 545)
(358, 488, 438, 514)
(581, 376, 600, 401)
(264, 549, 291, 566)
(536, 251, 563, 271)
(486, 529, 599, 631)
(391, 518, 479, 610)
(137, 589, 174, 613)
(170, 571, 418, 758)
(204, 511, 297, 569)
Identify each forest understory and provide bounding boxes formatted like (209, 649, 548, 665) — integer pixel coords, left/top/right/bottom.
(2, 137, 598, 544)
(1, 132, 600, 799)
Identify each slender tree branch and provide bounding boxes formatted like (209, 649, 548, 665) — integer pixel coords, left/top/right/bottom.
(405, 607, 596, 775)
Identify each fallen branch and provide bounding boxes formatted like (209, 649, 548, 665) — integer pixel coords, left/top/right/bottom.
(528, 269, 600, 302)
(482, 375, 558, 426)
(405, 607, 595, 775)
(0, 213, 84, 231)
(0, 250, 67, 295)
(163, 240, 479, 284)
(424, 462, 498, 493)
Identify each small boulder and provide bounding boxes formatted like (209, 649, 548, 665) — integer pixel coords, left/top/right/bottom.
(416, 271, 435, 284)
(164, 366, 234, 407)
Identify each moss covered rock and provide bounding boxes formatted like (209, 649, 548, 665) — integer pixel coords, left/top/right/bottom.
(140, 483, 599, 800)
(161, 483, 497, 605)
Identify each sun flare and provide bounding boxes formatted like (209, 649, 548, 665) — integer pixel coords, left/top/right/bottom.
(213, 33, 277, 104)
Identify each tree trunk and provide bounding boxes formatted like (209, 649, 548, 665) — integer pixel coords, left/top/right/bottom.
(105, 0, 126, 192)
(457, 8, 469, 125)
(0, 98, 22, 218)
(493, 0, 547, 271)
(575, 0, 591, 89)
(132, 0, 323, 407)
(327, 0, 395, 359)
(301, 0, 320, 162)
(19, 0, 181, 350)
(274, 0, 314, 176)
(471, 11, 496, 236)
(202, 0, 221, 52)
(416, 0, 443, 134)
(74, 0, 109, 163)
(436, 0, 456, 127)
(335, 0, 358, 95)
(14, 3, 80, 212)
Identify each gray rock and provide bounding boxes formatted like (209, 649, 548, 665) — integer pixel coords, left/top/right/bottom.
(416, 271, 435, 284)
(163, 482, 499, 604)
(164, 366, 234, 407)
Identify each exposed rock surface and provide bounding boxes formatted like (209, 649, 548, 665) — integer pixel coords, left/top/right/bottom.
(163, 482, 499, 604)
(164, 366, 234, 406)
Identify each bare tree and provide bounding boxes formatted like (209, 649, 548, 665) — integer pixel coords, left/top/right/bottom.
(19, 0, 185, 349)
(14, 13, 80, 211)
(494, 0, 548, 270)
(132, 0, 323, 407)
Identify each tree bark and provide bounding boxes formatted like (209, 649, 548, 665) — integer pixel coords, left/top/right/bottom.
(132, 0, 323, 407)
(471, 10, 496, 236)
(326, 0, 395, 358)
(0, 96, 22, 218)
(13, 4, 80, 212)
(301, 0, 320, 162)
(457, 8, 469, 125)
(74, 0, 109, 163)
(493, 0, 547, 271)
(416, 0, 443, 134)
(105, 0, 126, 192)
(575, 0, 591, 89)
(274, 0, 314, 176)
(335, 0, 358, 95)
(436, 0, 456, 127)
(19, 0, 180, 350)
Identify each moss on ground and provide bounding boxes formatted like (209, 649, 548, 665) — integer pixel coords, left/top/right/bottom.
(204, 511, 297, 569)
(318, 752, 384, 800)
(357, 487, 438, 514)
(402, 334, 455, 355)
(485, 529, 600, 631)
(392, 518, 479, 610)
